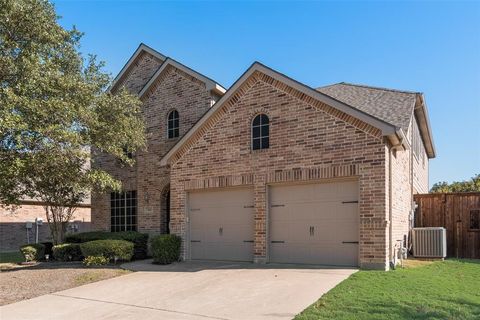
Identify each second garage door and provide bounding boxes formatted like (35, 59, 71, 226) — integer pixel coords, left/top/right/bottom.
(189, 188, 254, 261)
(269, 180, 359, 266)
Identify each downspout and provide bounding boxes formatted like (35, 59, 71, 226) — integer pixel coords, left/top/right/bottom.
(389, 133, 404, 269)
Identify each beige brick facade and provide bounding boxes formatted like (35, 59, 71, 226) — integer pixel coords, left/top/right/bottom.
(169, 73, 390, 269)
(91, 51, 217, 238)
(91, 45, 433, 270)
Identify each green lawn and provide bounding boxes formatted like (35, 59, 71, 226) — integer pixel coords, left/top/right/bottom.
(0, 251, 24, 264)
(295, 259, 480, 320)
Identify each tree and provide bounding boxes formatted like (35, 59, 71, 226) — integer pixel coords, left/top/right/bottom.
(430, 174, 480, 193)
(0, 0, 146, 243)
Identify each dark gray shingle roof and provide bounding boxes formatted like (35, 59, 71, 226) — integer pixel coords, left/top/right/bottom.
(317, 82, 417, 132)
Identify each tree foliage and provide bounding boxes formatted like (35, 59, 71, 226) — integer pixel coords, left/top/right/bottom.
(0, 0, 145, 243)
(430, 174, 480, 193)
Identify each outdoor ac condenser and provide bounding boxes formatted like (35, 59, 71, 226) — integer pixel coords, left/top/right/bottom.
(412, 227, 447, 258)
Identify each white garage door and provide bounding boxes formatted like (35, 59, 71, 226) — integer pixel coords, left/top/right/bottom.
(269, 180, 359, 266)
(189, 188, 254, 261)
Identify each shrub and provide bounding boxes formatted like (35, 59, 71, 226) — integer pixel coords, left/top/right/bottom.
(41, 242, 54, 258)
(65, 231, 148, 259)
(80, 240, 134, 262)
(19, 243, 45, 262)
(83, 255, 109, 266)
(151, 234, 181, 265)
(52, 243, 83, 261)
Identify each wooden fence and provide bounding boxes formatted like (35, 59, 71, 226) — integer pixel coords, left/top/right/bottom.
(414, 193, 480, 259)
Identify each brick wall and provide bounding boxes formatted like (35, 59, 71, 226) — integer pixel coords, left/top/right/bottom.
(0, 204, 91, 251)
(170, 72, 390, 269)
(92, 56, 215, 237)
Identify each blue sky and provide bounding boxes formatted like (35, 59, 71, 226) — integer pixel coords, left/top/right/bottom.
(54, 1, 479, 188)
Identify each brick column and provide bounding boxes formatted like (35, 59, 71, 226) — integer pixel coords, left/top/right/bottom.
(253, 174, 267, 263)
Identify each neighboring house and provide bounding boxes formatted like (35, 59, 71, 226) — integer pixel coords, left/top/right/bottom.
(0, 199, 91, 251)
(92, 43, 435, 270)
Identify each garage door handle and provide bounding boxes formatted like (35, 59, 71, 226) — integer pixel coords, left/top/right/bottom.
(243, 240, 254, 243)
(190, 240, 201, 243)
(271, 204, 285, 207)
(342, 241, 359, 244)
(243, 205, 254, 208)
(342, 201, 358, 204)
(271, 240, 285, 243)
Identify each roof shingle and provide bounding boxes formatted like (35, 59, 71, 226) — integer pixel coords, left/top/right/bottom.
(317, 82, 417, 132)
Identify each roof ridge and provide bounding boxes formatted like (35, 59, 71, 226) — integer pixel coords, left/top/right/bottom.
(335, 82, 420, 95)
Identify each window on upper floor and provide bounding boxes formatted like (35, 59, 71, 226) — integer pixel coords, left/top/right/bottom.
(252, 114, 269, 150)
(167, 110, 179, 139)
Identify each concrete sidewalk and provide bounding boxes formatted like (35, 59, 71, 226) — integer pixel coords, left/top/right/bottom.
(0, 260, 356, 320)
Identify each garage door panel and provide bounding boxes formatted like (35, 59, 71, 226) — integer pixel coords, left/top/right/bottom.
(269, 180, 359, 266)
(189, 188, 254, 262)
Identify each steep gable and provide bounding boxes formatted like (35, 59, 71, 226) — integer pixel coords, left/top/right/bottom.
(161, 62, 403, 166)
(110, 43, 166, 94)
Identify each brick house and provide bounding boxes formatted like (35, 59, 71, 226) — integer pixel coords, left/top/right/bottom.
(92, 44, 435, 270)
(0, 200, 90, 251)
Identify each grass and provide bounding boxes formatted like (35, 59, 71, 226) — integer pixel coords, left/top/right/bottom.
(0, 251, 23, 264)
(295, 259, 480, 320)
(73, 269, 130, 286)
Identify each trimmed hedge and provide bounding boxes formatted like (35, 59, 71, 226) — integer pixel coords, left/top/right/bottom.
(83, 255, 108, 266)
(20, 243, 45, 262)
(80, 240, 134, 262)
(151, 234, 181, 265)
(52, 243, 83, 261)
(65, 231, 148, 259)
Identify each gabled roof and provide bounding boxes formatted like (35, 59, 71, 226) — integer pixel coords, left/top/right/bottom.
(160, 62, 406, 166)
(109, 43, 225, 97)
(109, 43, 166, 93)
(139, 57, 226, 98)
(317, 82, 435, 158)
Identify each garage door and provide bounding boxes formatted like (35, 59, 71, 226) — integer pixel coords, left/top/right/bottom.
(189, 188, 254, 261)
(269, 180, 359, 266)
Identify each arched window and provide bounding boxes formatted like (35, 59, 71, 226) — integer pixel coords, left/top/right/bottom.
(252, 114, 269, 150)
(167, 110, 179, 139)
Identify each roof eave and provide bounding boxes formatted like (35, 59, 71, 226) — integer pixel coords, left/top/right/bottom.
(160, 62, 399, 166)
(139, 57, 226, 99)
(415, 94, 436, 158)
(108, 43, 167, 93)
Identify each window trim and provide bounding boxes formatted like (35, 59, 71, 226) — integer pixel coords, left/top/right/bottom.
(167, 109, 180, 139)
(251, 113, 270, 151)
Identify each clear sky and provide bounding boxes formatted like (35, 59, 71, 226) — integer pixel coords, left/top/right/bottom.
(54, 1, 479, 188)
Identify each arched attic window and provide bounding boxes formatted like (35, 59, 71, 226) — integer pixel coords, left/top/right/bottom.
(252, 114, 269, 150)
(167, 110, 179, 139)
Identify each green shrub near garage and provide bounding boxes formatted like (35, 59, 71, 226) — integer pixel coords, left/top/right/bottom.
(151, 234, 181, 265)
(80, 240, 134, 262)
(52, 243, 83, 261)
(65, 231, 148, 259)
(19, 243, 45, 262)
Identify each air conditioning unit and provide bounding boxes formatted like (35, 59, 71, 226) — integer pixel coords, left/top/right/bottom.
(412, 227, 447, 258)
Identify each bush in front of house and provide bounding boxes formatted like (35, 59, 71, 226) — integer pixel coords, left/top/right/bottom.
(19, 243, 45, 262)
(83, 255, 109, 266)
(52, 243, 83, 261)
(65, 231, 148, 259)
(80, 239, 134, 263)
(151, 234, 181, 265)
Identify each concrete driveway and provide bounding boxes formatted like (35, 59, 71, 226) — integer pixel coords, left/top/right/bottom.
(0, 260, 356, 320)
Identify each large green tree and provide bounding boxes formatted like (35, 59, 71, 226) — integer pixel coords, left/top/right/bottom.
(0, 0, 145, 243)
(430, 174, 480, 193)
